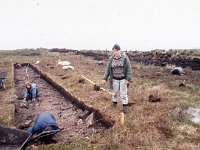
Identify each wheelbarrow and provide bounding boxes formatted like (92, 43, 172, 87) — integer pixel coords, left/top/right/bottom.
(0, 71, 6, 90)
(0, 126, 61, 150)
(0, 126, 31, 150)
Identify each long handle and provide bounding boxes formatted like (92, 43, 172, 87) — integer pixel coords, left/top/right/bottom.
(19, 134, 32, 150)
(81, 75, 112, 95)
(81, 75, 95, 85)
(100, 87, 112, 95)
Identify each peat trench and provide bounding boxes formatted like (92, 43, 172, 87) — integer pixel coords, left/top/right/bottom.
(14, 63, 114, 144)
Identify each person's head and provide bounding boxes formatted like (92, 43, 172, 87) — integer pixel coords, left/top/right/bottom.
(25, 81, 32, 89)
(112, 44, 121, 58)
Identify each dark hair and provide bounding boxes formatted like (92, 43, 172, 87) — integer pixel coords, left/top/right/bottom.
(112, 44, 121, 51)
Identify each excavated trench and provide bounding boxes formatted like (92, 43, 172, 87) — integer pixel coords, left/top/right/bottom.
(14, 63, 113, 144)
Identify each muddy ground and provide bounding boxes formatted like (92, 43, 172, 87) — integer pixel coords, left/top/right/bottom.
(14, 66, 105, 144)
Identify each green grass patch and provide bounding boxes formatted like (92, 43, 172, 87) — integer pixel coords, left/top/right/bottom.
(38, 139, 95, 150)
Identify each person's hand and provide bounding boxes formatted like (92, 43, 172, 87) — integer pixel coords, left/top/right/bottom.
(125, 80, 130, 85)
(102, 80, 106, 85)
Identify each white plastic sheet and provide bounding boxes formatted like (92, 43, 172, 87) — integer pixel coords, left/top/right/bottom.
(186, 107, 200, 124)
(58, 61, 70, 66)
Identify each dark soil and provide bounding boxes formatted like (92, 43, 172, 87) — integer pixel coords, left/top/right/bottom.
(14, 66, 105, 144)
(49, 49, 200, 70)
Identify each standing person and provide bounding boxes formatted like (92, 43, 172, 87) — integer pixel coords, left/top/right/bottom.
(102, 44, 132, 114)
(23, 81, 38, 101)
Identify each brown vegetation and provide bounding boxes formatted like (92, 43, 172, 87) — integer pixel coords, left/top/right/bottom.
(0, 49, 200, 150)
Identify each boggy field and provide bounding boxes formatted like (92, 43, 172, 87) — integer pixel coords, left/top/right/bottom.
(0, 49, 200, 150)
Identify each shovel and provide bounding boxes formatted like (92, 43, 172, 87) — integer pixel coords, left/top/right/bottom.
(81, 75, 112, 95)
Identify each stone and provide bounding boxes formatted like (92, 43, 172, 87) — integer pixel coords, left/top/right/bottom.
(77, 119, 83, 126)
(18, 120, 32, 129)
(149, 94, 161, 102)
(85, 113, 95, 128)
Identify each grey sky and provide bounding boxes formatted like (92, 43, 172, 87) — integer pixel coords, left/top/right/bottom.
(0, 0, 200, 50)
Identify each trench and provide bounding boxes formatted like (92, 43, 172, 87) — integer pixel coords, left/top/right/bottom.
(14, 63, 113, 144)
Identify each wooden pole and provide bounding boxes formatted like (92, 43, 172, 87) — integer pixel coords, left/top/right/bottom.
(120, 112, 125, 125)
(81, 75, 112, 95)
(26, 63, 29, 80)
(100, 87, 112, 95)
(81, 75, 95, 85)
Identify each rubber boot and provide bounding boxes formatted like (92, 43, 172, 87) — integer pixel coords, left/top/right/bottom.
(123, 104, 128, 114)
(112, 102, 117, 108)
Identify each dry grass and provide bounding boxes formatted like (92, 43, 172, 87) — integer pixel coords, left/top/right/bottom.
(0, 60, 15, 126)
(0, 50, 200, 149)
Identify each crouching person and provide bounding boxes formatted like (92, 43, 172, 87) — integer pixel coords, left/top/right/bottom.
(23, 81, 38, 101)
(28, 111, 59, 135)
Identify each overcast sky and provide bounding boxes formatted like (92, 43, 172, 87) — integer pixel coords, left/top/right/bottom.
(0, 0, 200, 51)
